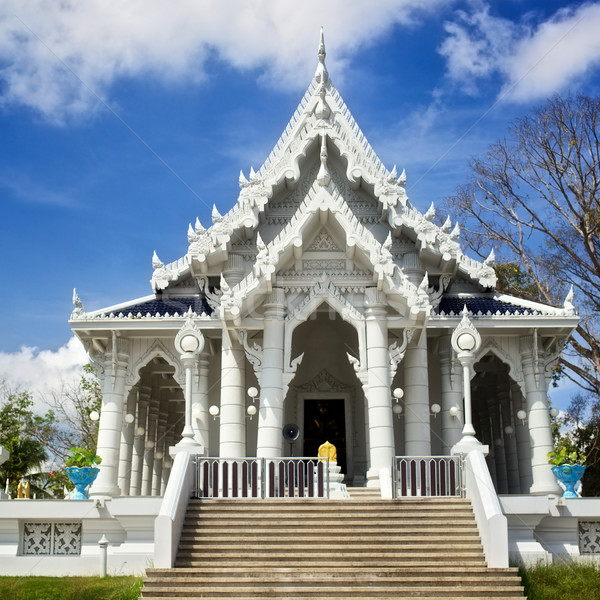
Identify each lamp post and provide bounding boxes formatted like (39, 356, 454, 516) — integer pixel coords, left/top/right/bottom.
(451, 307, 486, 452)
(174, 315, 205, 450)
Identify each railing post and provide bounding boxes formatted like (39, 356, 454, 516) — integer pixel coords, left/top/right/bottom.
(392, 456, 463, 498)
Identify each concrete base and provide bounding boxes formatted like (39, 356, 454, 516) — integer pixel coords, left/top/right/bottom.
(0, 496, 162, 576)
(500, 495, 600, 566)
(328, 462, 349, 499)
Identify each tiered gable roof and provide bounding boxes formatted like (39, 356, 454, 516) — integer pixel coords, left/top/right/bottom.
(70, 29, 577, 331)
(148, 29, 493, 297)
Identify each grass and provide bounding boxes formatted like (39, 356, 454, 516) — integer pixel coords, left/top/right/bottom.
(519, 562, 600, 600)
(0, 576, 142, 600)
(0, 565, 599, 599)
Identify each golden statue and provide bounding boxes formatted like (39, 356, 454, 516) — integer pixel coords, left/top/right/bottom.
(318, 441, 337, 463)
(17, 480, 30, 499)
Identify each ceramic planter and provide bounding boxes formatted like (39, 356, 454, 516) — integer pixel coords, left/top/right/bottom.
(66, 466, 100, 499)
(551, 464, 585, 498)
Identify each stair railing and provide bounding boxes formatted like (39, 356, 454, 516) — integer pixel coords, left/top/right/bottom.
(392, 456, 463, 498)
(193, 457, 329, 499)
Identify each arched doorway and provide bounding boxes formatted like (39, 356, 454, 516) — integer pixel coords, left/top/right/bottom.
(286, 308, 363, 481)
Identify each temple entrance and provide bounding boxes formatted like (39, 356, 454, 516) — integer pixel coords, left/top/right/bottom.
(303, 399, 347, 475)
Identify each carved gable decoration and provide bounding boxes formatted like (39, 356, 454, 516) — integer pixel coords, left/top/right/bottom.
(308, 230, 341, 252)
(295, 368, 354, 393)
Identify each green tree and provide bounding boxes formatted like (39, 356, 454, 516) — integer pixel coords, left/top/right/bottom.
(0, 365, 103, 498)
(0, 387, 53, 497)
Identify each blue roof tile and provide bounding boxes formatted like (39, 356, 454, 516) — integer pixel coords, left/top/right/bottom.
(116, 296, 212, 317)
(438, 296, 543, 316)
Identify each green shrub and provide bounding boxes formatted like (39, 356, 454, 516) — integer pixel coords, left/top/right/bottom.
(519, 562, 600, 600)
(0, 575, 141, 600)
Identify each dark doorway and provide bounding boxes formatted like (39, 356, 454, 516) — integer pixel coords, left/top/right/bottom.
(303, 399, 346, 475)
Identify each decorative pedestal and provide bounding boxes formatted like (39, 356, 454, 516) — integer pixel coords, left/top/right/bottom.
(66, 467, 100, 499)
(328, 462, 349, 499)
(552, 464, 585, 498)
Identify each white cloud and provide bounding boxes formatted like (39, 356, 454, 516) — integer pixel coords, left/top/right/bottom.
(440, 2, 600, 102)
(0, 0, 448, 122)
(0, 337, 87, 412)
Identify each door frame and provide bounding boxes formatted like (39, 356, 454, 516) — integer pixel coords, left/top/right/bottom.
(297, 392, 353, 480)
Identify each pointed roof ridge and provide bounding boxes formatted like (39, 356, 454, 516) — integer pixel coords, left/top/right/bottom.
(151, 29, 497, 293)
(226, 178, 424, 310)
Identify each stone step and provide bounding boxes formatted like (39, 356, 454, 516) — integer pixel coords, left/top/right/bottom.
(142, 575, 523, 586)
(186, 503, 472, 512)
(180, 534, 481, 543)
(176, 551, 485, 569)
(139, 585, 524, 597)
(147, 567, 521, 576)
(175, 556, 487, 572)
(139, 497, 525, 600)
(187, 502, 472, 512)
(184, 515, 476, 524)
(178, 542, 483, 552)
(141, 597, 523, 600)
(183, 519, 477, 534)
(181, 526, 479, 541)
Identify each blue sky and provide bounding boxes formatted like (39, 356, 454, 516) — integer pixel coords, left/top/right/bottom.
(1, 0, 599, 405)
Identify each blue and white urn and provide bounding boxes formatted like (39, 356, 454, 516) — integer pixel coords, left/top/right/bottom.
(552, 464, 585, 498)
(66, 466, 100, 499)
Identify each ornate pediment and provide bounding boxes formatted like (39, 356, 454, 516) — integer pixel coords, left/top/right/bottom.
(295, 368, 355, 393)
(307, 230, 341, 252)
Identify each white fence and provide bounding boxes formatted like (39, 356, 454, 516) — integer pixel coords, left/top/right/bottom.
(393, 456, 463, 497)
(194, 457, 330, 499)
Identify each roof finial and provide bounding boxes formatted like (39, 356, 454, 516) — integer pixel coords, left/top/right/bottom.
(317, 133, 331, 187)
(315, 27, 329, 84)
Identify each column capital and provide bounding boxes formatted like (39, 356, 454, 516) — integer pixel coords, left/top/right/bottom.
(263, 288, 286, 318)
(438, 334, 452, 357)
(519, 334, 540, 358)
(364, 287, 387, 308)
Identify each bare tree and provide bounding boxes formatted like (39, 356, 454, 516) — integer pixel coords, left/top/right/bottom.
(37, 364, 102, 463)
(445, 95, 600, 395)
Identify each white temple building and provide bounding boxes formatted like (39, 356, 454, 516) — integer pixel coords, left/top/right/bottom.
(2, 31, 599, 578)
(69, 30, 577, 500)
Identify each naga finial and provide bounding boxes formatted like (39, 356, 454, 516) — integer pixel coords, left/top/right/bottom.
(315, 27, 329, 84)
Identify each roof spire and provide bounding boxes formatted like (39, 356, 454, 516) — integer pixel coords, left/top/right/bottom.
(317, 133, 331, 186)
(315, 27, 329, 84)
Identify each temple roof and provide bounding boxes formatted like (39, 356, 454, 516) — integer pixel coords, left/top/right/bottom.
(70, 30, 577, 332)
(149, 29, 495, 296)
(437, 293, 572, 317)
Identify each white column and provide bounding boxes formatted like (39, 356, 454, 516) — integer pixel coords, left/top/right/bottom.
(161, 427, 175, 494)
(520, 336, 561, 495)
(500, 389, 521, 494)
(220, 331, 246, 456)
(403, 331, 431, 456)
(364, 289, 395, 486)
(129, 390, 149, 496)
(142, 397, 158, 496)
(257, 289, 285, 458)
(90, 337, 129, 498)
(117, 390, 136, 496)
(488, 396, 508, 494)
(152, 420, 165, 496)
(513, 383, 532, 493)
(439, 336, 463, 453)
(193, 353, 210, 448)
(176, 353, 203, 448)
